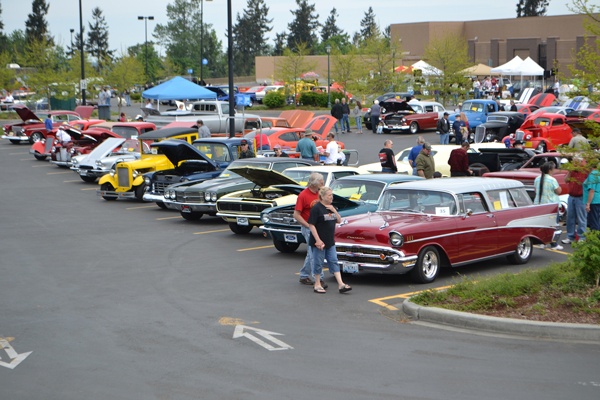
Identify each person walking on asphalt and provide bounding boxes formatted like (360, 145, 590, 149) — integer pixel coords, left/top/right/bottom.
(308, 186, 352, 294)
(294, 173, 327, 289)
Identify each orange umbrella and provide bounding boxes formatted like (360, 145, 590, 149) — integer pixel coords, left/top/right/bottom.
(394, 65, 413, 73)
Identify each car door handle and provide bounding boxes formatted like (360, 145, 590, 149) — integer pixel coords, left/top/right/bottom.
(487, 214, 494, 218)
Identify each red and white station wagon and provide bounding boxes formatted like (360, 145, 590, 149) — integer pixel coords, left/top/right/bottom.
(334, 177, 560, 283)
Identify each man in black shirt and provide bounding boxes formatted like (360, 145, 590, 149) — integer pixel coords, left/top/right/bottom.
(379, 139, 397, 173)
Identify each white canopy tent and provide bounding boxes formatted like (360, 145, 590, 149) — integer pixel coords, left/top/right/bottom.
(411, 60, 442, 76)
(490, 56, 524, 75)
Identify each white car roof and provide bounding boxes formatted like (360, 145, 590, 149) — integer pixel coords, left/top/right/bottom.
(387, 177, 524, 193)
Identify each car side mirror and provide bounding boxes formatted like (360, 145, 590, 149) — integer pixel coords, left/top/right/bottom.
(463, 209, 473, 218)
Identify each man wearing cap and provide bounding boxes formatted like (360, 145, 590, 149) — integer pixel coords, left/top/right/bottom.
(197, 120, 211, 138)
(416, 142, 435, 179)
(295, 129, 319, 161)
(323, 133, 339, 165)
(273, 144, 289, 157)
(437, 112, 451, 145)
(239, 139, 255, 159)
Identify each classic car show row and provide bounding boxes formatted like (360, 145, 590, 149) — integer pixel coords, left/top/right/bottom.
(0, 98, 578, 285)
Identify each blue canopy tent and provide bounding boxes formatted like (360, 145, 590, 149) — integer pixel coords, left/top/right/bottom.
(142, 76, 217, 102)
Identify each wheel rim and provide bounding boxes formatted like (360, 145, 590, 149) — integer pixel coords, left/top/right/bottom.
(422, 250, 439, 279)
(516, 237, 532, 260)
(31, 133, 43, 143)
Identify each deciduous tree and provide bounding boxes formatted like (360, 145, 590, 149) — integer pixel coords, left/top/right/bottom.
(423, 33, 472, 105)
(276, 43, 316, 107)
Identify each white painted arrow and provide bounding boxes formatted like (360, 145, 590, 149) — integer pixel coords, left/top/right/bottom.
(232, 325, 293, 351)
(0, 338, 32, 370)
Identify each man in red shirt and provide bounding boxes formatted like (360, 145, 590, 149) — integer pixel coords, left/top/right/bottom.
(294, 172, 327, 288)
(448, 141, 472, 177)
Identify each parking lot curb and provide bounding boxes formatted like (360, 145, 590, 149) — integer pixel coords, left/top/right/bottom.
(402, 298, 600, 342)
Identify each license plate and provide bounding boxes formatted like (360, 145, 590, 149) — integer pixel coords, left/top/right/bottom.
(525, 141, 533, 148)
(284, 234, 298, 243)
(237, 217, 248, 226)
(181, 205, 191, 213)
(342, 262, 359, 274)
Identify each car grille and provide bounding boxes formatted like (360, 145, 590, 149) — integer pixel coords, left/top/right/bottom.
(515, 131, 524, 141)
(153, 177, 179, 194)
(336, 244, 398, 265)
(177, 191, 203, 203)
(14, 127, 24, 135)
(267, 210, 297, 226)
(79, 165, 93, 170)
(218, 201, 273, 213)
(117, 167, 130, 187)
(474, 126, 485, 143)
(385, 116, 404, 126)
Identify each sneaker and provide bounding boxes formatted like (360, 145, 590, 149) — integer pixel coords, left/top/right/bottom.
(561, 238, 572, 244)
(550, 244, 564, 250)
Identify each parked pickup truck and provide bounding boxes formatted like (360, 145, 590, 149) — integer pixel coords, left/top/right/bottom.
(449, 99, 500, 141)
(141, 100, 260, 133)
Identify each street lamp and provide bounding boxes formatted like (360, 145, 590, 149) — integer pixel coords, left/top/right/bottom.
(69, 28, 74, 56)
(200, 0, 213, 84)
(138, 16, 154, 82)
(326, 45, 331, 108)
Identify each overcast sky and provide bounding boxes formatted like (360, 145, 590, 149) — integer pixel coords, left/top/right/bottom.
(3, 1, 575, 54)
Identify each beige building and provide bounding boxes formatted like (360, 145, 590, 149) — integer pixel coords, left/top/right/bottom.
(255, 13, 597, 83)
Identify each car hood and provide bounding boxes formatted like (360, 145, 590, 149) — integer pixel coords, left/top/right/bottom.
(528, 93, 558, 107)
(335, 212, 447, 241)
(380, 100, 414, 113)
(151, 140, 218, 169)
(227, 167, 299, 188)
(181, 176, 248, 192)
(77, 138, 127, 165)
(271, 184, 361, 209)
(303, 115, 338, 136)
(13, 105, 42, 122)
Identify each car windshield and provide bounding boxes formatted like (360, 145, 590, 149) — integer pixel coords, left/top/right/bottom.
(462, 102, 484, 113)
(112, 126, 139, 139)
(378, 188, 457, 215)
(330, 180, 385, 204)
(193, 143, 233, 162)
(218, 160, 271, 179)
(116, 139, 146, 154)
(533, 117, 551, 126)
(282, 170, 326, 186)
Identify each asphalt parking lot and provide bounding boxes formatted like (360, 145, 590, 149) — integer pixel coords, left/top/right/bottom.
(2, 132, 598, 400)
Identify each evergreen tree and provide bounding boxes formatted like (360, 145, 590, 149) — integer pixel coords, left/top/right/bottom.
(85, 8, 114, 72)
(516, 0, 550, 17)
(154, 0, 223, 80)
(232, 0, 273, 76)
(287, 0, 319, 53)
(25, 0, 53, 45)
(321, 8, 341, 42)
(359, 7, 379, 41)
(273, 32, 286, 56)
(0, 3, 7, 53)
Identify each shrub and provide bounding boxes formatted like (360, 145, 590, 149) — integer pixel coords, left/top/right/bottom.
(572, 229, 600, 287)
(263, 91, 286, 108)
(298, 91, 328, 107)
(130, 92, 141, 101)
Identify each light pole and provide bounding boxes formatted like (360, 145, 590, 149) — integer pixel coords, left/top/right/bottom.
(200, 0, 213, 84)
(392, 49, 396, 91)
(326, 45, 331, 108)
(78, 0, 86, 105)
(138, 16, 154, 83)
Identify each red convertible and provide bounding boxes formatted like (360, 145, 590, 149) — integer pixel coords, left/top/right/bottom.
(334, 178, 560, 283)
(262, 115, 344, 150)
(503, 112, 572, 152)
